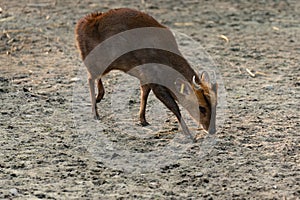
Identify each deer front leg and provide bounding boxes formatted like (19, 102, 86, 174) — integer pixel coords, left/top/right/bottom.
(152, 85, 194, 141)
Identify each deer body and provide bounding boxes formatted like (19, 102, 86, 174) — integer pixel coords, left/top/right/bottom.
(75, 8, 217, 140)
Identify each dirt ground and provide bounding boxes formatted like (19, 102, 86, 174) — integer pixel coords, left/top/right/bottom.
(1, 0, 299, 199)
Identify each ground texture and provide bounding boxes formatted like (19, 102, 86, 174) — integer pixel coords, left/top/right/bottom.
(0, 0, 299, 199)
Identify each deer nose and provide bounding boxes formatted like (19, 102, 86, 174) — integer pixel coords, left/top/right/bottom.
(208, 121, 216, 134)
(209, 128, 216, 134)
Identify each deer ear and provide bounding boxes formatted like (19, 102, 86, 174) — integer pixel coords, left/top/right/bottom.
(174, 78, 192, 95)
(200, 71, 210, 84)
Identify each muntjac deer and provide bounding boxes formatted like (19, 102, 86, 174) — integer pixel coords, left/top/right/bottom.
(75, 8, 218, 141)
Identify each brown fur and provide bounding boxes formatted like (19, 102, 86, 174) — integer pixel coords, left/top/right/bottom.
(75, 8, 218, 139)
(76, 8, 165, 60)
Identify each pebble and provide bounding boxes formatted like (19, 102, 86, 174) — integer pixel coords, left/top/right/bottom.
(70, 77, 80, 82)
(262, 85, 274, 90)
(9, 188, 18, 196)
(195, 172, 203, 177)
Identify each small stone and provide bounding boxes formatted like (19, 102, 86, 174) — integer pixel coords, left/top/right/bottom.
(195, 172, 203, 177)
(70, 77, 80, 82)
(10, 188, 18, 196)
(262, 85, 274, 90)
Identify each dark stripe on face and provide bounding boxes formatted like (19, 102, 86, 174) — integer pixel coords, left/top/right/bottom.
(202, 92, 212, 112)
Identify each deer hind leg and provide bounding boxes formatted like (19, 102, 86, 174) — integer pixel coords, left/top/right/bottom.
(139, 84, 151, 126)
(88, 77, 100, 120)
(152, 85, 193, 141)
(96, 78, 105, 103)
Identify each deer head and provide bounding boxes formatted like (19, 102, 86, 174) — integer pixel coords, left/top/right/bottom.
(192, 71, 218, 134)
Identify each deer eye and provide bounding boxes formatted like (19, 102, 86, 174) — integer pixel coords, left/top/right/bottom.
(199, 106, 206, 114)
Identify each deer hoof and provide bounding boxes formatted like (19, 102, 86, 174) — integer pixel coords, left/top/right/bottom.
(140, 121, 150, 126)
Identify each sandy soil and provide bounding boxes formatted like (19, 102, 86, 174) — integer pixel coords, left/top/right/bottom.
(1, 0, 299, 199)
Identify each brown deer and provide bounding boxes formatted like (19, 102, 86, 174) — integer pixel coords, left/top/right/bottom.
(75, 8, 218, 141)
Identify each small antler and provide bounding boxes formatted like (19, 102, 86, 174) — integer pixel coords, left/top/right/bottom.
(192, 75, 201, 90)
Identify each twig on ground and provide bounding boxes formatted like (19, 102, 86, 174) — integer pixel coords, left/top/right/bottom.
(218, 34, 229, 43)
(255, 71, 269, 76)
(0, 16, 14, 22)
(245, 68, 256, 77)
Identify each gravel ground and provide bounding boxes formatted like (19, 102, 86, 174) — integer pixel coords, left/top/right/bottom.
(0, 0, 299, 199)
